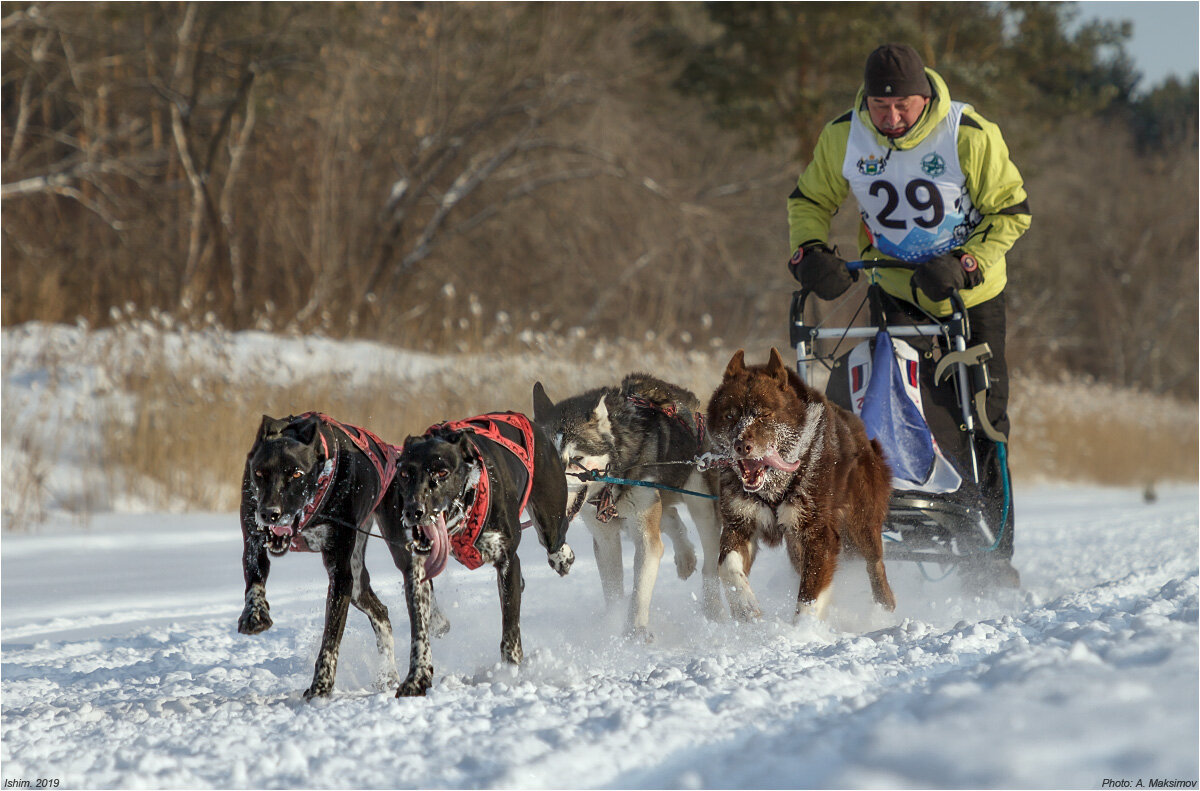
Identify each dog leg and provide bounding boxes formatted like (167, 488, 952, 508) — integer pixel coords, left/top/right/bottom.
(584, 511, 624, 609)
(797, 586, 834, 622)
(398, 562, 434, 697)
(661, 508, 697, 581)
(863, 555, 896, 612)
(238, 519, 273, 634)
(429, 587, 452, 638)
(791, 526, 838, 622)
(306, 550, 354, 700)
(496, 552, 524, 665)
(689, 476, 726, 621)
(840, 507, 897, 612)
(627, 492, 664, 639)
(717, 514, 761, 622)
(718, 545, 762, 622)
(348, 534, 400, 691)
(351, 588, 401, 691)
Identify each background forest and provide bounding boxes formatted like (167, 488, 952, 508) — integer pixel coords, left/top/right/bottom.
(3, 1, 1198, 399)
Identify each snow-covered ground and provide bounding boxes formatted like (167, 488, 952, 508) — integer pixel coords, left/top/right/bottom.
(2, 485, 1197, 789)
(2, 321, 1198, 788)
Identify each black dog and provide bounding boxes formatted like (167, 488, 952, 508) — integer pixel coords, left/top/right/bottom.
(239, 412, 448, 700)
(381, 412, 575, 697)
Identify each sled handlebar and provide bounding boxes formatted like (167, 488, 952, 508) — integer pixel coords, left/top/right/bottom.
(845, 259, 968, 314)
(795, 259, 966, 315)
(846, 258, 919, 271)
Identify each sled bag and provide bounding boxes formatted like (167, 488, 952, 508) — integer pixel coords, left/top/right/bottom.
(848, 330, 962, 493)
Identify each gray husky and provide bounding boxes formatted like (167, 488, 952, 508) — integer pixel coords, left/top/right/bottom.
(532, 374, 724, 638)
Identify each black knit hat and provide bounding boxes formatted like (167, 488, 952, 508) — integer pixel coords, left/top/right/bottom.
(864, 44, 931, 98)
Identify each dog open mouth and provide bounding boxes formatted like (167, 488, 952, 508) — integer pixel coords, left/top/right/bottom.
(736, 450, 803, 493)
(262, 519, 298, 556)
(736, 458, 770, 492)
(410, 512, 451, 578)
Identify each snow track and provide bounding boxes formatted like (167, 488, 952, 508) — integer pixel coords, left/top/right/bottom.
(2, 487, 1197, 789)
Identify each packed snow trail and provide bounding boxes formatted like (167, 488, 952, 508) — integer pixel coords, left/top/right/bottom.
(2, 486, 1197, 789)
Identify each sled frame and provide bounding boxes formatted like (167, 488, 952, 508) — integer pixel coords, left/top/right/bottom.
(788, 277, 997, 565)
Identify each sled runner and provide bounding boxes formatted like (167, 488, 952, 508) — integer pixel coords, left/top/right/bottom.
(789, 261, 1012, 572)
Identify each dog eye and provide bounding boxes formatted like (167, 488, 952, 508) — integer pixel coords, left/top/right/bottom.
(254, 470, 263, 479)
(399, 468, 411, 480)
(433, 468, 449, 479)
(291, 470, 304, 480)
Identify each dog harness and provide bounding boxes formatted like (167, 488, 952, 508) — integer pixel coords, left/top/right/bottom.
(288, 412, 399, 552)
(626, 394, 707, 447)
(589, 396, 707, 524)
(424, 412, 536, 571)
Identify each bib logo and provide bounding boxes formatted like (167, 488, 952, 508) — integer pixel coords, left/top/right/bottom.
(921, 153, 946, 177)
(857, 155, 887, 176)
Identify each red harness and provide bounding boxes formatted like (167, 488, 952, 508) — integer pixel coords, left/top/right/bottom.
(289, 412, 398, 552)
(425, 412, 536, 570)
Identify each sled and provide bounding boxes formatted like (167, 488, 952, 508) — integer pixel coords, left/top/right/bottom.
(789, 261, 1011, 571)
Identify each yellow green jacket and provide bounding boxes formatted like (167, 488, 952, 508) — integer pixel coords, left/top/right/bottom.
(787, 68, 1031, 315)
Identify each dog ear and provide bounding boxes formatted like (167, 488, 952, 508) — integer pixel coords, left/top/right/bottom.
(290, 415, 321, 448)
(257, 414, 290, 442)
(452, 431, 478, 462)
(532, 381, 554, 422)
(592, 395, 612, 439)
(767, 347, 790, 387)
(427, 425, 455, 443)
(723, 349, 747, 379)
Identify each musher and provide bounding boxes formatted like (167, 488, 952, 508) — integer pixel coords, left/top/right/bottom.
(787, 43, 1031, 587)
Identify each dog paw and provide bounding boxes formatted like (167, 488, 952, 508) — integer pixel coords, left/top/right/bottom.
(674, 546, 697, 580)
(237, 604, 273, 635)
(303, 684, 332, 701)
(501, 639, 524, 665)
(375, 670, 403, 692)
(625, 625, 655, 645)
(430, 609, 451, 639)
(547, 543, 575, 577)
(396, 675, 432, 697)
(729, 597, 763, 623)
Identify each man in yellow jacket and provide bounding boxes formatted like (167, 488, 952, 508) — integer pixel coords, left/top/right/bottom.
(788, 44, 1030, 588)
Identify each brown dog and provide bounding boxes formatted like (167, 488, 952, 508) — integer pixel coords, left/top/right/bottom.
(706, 348, 896, 621)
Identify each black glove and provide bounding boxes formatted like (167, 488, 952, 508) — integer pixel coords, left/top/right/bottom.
(912, 250, 984, 301)
(788, 244, 856, 300)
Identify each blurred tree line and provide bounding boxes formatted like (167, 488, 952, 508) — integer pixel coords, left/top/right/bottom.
(2, 1, 1196, 397)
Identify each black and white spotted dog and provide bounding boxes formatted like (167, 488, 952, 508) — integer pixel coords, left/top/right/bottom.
(381, 412, 575, 697)
(238, 412, 447, 700)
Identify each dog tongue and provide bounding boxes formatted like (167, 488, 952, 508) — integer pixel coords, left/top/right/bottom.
(420, 512, 450, 578)
(763, 450, 802, 473)
(270, 524, 292, 537)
